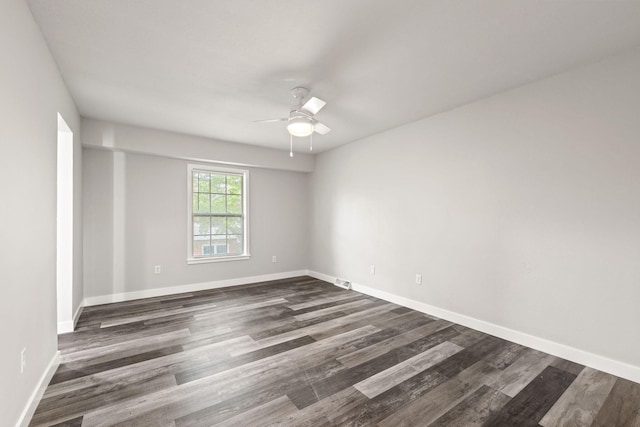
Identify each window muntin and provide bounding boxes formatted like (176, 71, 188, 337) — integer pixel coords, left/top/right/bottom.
(188, 165, 249, 262)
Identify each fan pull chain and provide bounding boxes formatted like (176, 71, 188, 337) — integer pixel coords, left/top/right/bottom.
(290, 134, 293, 157)
(309, 132, 313, 152)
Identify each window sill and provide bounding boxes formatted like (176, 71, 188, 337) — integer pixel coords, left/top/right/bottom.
(187, 255, 251, 265)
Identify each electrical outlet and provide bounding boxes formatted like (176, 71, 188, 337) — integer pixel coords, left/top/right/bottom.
(415, 274, 422, 285)
(154, 265, 161, 274)
(370, 265, 375, 275)
(272, 256, 277, 263)
(21, 348, 26, 374)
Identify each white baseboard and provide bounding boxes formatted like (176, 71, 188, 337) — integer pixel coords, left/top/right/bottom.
(57, 304, 84, 334)
(307, 270, 640, 384)
(82, 270, 309, 307)
(57, 320, 74, 334)
(17, 351, 60, 427)
(72, 303, 83, 329)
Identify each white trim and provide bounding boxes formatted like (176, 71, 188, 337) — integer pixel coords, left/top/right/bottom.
(56, 114, 75, 337)
(82, 270, 309, 306)
(187, 255, 250, 265)
(57, 320, 74, 334)
(57, 303, 83, 334)
(17, 351, 60, 427)
(73, 303, 83, 329)
(307, 270, 640, 385)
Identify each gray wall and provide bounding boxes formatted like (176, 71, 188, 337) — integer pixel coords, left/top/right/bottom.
(0, 0, 81, 424)
(310, 48, 640, 370)
(83, 148, 309, 299)
(82, 149, 114, 299)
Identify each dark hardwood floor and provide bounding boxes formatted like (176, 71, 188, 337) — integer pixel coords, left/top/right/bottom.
(30, 276, 640, 426)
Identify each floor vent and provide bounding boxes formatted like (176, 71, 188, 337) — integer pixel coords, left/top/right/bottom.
(334, 278, 352, 290)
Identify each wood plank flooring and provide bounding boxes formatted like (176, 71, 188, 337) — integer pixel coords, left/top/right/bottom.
(30, 276, 640, 426)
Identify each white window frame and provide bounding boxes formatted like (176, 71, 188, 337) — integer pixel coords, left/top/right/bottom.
(187, 164, 250, 264)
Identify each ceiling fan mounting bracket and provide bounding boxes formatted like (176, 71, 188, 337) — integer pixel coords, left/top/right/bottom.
(291, 87, 310, 103)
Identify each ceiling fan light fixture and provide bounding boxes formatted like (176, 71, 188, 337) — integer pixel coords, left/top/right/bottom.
(287, 116, 314, 137)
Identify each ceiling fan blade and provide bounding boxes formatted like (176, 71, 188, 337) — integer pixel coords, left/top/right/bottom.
(301, 97, 326, 115)
(254, 118, 287, 123)
(313, 121, 331, 135)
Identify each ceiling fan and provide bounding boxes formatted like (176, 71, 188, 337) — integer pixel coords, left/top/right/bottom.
(255, 87, 331, 157)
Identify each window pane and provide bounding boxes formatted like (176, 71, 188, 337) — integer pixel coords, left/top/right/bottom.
(227, 195, 242, 214)
(194, 217, 211, 236)
(193, 237, 209, 257)
(211, 194, 226, 214)
(227, 175, 242, 195)
(227, 235, 243, 255)
(198, 193, 210, 213)
(198, 173, 210, 193)
(211, 174, 226, 194)
(192, 193, 198, 213)
(192, 174, 199, 194)
(211, 217, 226, 234)
(211, 235, 227, 253)
(227, 217, 242, 234)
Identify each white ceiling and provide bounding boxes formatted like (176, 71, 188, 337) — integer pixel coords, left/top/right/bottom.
(27, 0, 640, 154)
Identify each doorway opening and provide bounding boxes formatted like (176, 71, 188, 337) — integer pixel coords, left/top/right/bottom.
(57, 113, 74, 333)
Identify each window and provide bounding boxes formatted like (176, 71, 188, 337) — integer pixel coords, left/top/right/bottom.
(187, 164, 249, 263)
